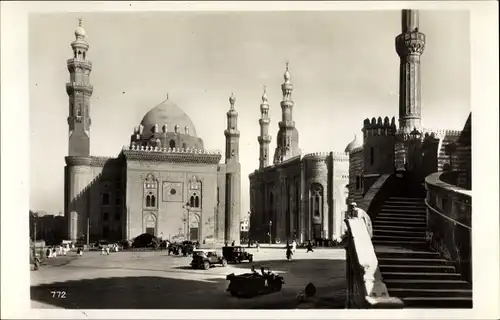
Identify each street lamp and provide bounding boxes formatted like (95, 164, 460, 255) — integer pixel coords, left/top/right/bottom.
(268, 220, 273, 245)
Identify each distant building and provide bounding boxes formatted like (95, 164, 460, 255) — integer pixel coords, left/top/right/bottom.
(30, 211, 65, 245)
(240, 212, 250, 239)
(63, 20, 241, 244)
(249, 64, 349, 245)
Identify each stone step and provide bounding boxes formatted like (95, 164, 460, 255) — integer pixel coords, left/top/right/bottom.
(376, 216, 426, 222)
(377, 257, 451, 266)
(388, 197, 425, 202)
(373, 229, 426, 238)
(377, 213, 426, 220)
(375, 249, 439, 259)
(384, 279, 470, 290)
(388, 288, 471, 298)
(373, 224, 427, 231)
(373, 235, 426, 242)
(383, 203, 426, 208)
(373, 220, 426, 227)
(380, 207, 427, 213)
(379, 264, 456, 273)
(401, 297, 472, 308)
(381, 272, 463, 280)
(372, 240, 429, 247)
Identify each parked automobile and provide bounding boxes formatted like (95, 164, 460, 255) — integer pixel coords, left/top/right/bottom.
(222, 246, 254, 263)
(191, 249, 227, 270)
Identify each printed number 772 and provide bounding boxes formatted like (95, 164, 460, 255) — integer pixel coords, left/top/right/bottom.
(50, 291, 66, 298)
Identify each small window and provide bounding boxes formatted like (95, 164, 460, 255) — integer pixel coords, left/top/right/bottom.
(114, 213, 120, 221)
(151, 195, 156, 207)
(103, 212, 109, 221)
(190, 196, 195, 207)
(115, 197, 121, 205)
(170, 189, 176, 195)
(169, 140, 176, 148)
(356, 176, 360, 190)
(102, 193, 110, 205)
(146, 194, 151, 207)
(195, 196, 200, 208)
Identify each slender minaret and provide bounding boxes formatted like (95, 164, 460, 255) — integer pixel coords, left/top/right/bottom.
(396, 9, 426, 132)
(65, 19, 94, 241)
(224, 93, 241, 244)
(258, 86, 272, 169)
(275, 62, 296, 162)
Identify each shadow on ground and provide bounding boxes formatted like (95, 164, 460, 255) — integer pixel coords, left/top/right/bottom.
(31, 258, 346, 309)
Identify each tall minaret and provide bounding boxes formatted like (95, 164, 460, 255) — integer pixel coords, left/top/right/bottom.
(65, 19, 93, 241)
(258, 86, 272, 169)
(224, 93, 241, 244)
(67, 18, 93, 156)
(275, 62, 297, 162)
(396, 9, 426, 132)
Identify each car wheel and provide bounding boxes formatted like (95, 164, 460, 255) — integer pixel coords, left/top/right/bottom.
(221, 259, 227, 267)
(203, 261, 210, 270)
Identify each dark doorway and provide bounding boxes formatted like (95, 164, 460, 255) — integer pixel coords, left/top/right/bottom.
(190, 227, 199, 241)
(146, 227, 155, 236)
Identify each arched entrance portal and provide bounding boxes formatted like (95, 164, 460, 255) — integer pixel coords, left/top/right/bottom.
(144, 213, 157, 236)
(188, 212, 201, 242)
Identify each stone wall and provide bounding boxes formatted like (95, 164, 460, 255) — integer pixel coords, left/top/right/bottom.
(425, 172, 472, 283)
(125, 160, 219, 242)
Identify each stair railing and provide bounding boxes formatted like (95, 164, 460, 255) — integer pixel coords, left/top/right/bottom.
(344, 218, 403, 308)
(425, 172, 472, 283)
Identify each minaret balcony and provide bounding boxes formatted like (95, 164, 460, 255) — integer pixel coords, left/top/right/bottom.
(66, 82, 94, 95)
(258, 136, 272, 144)
(279, 120, 295, 128)
(259, 118, 271, 125)
(224, 129, 240, 137)
(280, 100, 294, 108)
(396, 32, 426, 56)
(67, 59, 93, 71)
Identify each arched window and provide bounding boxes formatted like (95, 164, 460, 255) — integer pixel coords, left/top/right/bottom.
(310, 183, 323, 219)
(195, 196, 200, 208)
(74, 51, 77, 59)
(370, 147, 374, 166)
(190, 196, 195, 207)
(146, 195, 151, 207)
(169, 140, 176, 148)
(356, 176, 360, 189)
(83, 52, 86, 60)
(151, 195, 156, 207)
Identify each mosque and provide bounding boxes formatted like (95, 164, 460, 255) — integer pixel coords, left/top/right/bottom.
(248, 65, 350, 245)
(64, 20, 241, 244)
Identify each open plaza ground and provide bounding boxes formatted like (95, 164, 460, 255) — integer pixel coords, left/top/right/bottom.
(31, 247, 346, 309)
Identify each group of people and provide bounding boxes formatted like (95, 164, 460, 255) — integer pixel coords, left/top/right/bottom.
(166, 240, 200, 257)
(45, 243, 73, 259)
(100, 243, 120, 255)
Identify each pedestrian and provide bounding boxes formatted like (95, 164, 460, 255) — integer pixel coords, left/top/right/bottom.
(286, 245, 293, 261)
(231, 241, 235, 246)
(306, 240, 314, 253)
(292, 239, 297, 254)
(256, 241, 260, 252)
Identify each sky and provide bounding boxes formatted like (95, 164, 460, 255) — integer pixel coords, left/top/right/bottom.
(29, 10, 470, 215)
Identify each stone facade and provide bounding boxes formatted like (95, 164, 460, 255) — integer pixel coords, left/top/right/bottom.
(64, 21, 240, 244)
(249, 65, 348, 244)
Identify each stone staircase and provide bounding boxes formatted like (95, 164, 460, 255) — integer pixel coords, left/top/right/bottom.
(372, 195, 473, 308)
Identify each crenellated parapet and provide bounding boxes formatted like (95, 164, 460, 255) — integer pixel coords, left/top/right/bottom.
(303, 152, 329, 159)
(362, 116, 397, 139)
(122, 145, 222, 164)
(396, 127, 462, 142)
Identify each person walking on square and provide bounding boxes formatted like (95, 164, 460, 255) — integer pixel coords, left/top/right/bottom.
(306, 240, 314, 253)
(286, 244, 293, 261)
(292, 240, 297, 254)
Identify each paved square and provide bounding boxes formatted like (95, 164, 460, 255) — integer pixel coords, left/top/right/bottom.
(31, 247, 346, 309)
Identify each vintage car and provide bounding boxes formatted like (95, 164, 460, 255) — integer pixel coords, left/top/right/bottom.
(226, 266, 284, 297)
(222, 246, 254, 263)
(191, 249, 227, 270)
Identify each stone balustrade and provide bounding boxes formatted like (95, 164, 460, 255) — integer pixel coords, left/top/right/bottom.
(345, 218, 403, 309)
(123, 144, 221, 155)
(425, 172, 472, 283)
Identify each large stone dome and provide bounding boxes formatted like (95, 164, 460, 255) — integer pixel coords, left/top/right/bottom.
(140, 99, 197, 138)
